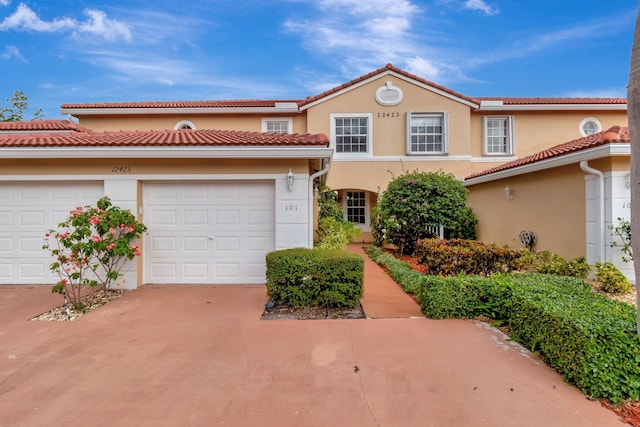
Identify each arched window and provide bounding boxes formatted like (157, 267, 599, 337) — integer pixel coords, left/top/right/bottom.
(174, 120, 196, 130)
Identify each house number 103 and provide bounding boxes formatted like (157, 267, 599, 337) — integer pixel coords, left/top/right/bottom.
(286, 204, 298, 211)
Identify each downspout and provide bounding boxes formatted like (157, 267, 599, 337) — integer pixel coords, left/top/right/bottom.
(308, 159, 331, 248)
(580, 160, 605, 263)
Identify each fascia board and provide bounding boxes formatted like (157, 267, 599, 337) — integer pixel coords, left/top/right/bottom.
(60, 107, 302, 116)
(477, 104, 627, 112)
(463, 144, 630, 186)
(0, 146, 334, 160)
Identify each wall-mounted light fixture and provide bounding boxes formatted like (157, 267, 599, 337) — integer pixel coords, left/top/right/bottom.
(287, 169, 295, 192)
(504, 186, 514, 200)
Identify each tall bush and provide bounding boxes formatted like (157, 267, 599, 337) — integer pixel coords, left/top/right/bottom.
(372, 170, 477, 254)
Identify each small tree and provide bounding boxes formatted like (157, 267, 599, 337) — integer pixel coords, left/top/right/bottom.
(1, 90, 44, 122)
(610, 217, 632, 262)
(373, 170, 477, 254)
(43, 197, 147, 310)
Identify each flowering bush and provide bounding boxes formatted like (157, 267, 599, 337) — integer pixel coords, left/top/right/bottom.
(42, 197, 147, 310)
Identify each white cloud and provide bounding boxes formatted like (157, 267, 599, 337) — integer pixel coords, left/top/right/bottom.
(0, 0, 10, 6)
(1, 44, 24, 61)
(405, 56, 442, 81)
(0, 3, 131, 41)
(463, 0, 498, 15)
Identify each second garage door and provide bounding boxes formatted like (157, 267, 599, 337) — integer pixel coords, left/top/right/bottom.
(143, 181, 275, 284)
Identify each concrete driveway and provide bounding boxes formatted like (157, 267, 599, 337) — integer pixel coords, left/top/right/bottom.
(0, 284, 625, 427)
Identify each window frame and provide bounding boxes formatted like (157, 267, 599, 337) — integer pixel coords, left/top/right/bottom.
(406, 112, 448, 155)
(174, 120, 196, 130)
(261, 117, 293, 134)
(483, 115, 514, 156)
(330, 113, 373, 158)
(579, 117, 602, 137)
(342, 190, 370, 231)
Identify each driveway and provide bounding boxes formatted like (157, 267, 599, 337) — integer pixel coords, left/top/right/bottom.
(0, 284, 624, 426)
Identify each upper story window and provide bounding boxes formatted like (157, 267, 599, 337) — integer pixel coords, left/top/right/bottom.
(483, 116, 514, 156)
(262, 118, 292, 134)
(579, 117, 602, 137)
(174, 120, 196, 130)
(406, 112, 448, 155)
(331, 113, 373, 155)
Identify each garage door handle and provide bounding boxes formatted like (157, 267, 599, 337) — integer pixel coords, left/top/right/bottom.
(208, 236, 214, 240)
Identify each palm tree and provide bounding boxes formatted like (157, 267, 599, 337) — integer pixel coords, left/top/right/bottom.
(629, 5, 640, 340)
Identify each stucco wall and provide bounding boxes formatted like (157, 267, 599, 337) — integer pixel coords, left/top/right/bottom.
(77, 114, 308, 134)
(466, 164, 586, 258)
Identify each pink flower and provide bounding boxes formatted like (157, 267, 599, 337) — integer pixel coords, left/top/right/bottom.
(61, 278, 68, 285)
(92, 235, 103, 243)
(45, 232, 50, 237)
(106, 243, 116, 250)
(131, 244, 139, 250)
(109, 227, 117, 235)
(60, 231, 70, 240)
(133, 251, 141, 257)
(89, 216, 101, 225)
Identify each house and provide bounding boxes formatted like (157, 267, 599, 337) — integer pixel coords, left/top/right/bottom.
(0, 64, 629, 288)
(463, 125, 632, 280)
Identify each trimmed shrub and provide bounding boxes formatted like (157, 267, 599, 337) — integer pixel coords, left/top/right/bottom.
(508, 274, 640, 404)
(416, 274, 514, 320)
(414, 238, 519, 276)
(536, 255, 591, 279)
(594, 262, 631, 294)
(372, 170, 477, 254)
(316, 217, 362, 250)
(265, 248, 363, 308)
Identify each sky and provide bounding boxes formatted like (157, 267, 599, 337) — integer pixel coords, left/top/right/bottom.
(0, 0, 637, 120)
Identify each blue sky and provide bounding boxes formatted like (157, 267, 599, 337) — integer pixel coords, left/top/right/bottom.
(0, 0, 636, 119)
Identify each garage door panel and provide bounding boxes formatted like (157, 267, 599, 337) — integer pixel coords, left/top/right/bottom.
(0, 237, 12, 252)
(183, 236, 208, 253)
(144, 181, 275, 284)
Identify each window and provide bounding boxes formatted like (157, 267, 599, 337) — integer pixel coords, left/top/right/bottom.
(174, 120, 196, 130)
(579, 117, 602, 137)
(262, 118, 292, 134)
(483, 116, 514, 155)
(344, 191, 369, 228)
(331, 113, 372, 155)
(407, 112, 447, 154)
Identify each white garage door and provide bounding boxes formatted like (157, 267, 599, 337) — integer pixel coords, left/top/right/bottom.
(143, 181, 275, 284)
(0, 182, 104, 284)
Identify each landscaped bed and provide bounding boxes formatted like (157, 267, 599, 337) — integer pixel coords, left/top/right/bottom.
(364, 242, 640, 425)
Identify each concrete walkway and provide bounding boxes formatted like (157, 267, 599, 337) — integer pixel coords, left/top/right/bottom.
(347, 244, 424, 319)
(0, 267, 626, 426)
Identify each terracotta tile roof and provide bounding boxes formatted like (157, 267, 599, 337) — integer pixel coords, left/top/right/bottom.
(477, 97, 627, 105)
(465, 126, 630, 180)
(298, 63, 479, 107)
(0, 128, 329, 148)
(0, 120, 88, 132)
(60, 100, 301, 109)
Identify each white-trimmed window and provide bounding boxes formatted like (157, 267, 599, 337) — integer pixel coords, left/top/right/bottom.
(483, 116, 514, 155)
(407, 112, 448, 154)
(331, 113, 373, 155)
(343, 191, 370, 230)
(174, 120, 196, 130)
(262, 118, 292, 134)
(579, 117, 602, 137)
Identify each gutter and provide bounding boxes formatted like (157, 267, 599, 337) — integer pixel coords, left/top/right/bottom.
(308, 159, 331, 248)
(580, 160, 605, 262)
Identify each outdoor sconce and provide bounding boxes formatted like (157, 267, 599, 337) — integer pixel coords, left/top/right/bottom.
(287, 169, 295, 192)
(504, 186, 514, 200)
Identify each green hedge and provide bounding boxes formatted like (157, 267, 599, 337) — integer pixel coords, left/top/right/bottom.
(364, 245, 640, 404)
(265, 248, 363, 308)
(507, 274, 640, 404)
